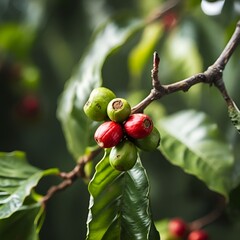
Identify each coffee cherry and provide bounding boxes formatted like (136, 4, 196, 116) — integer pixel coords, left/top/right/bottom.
(188, 230, 208, 240)
(109, 140, 138, 171)
(17, 95, 40, 118)
(169, 218, 188, 238)
(133, 127, 161, 151)
(94, 121, 123, 148)
(84, 87, 116, 121)
(107, 98, 131, 123)
(124, 113, 153, 139)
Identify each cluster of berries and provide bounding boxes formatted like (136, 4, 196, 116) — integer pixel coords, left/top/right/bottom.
(168, 218, 209, 240)
(84, 87, 161, 171)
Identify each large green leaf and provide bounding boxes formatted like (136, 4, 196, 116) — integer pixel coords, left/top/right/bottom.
(158, 110, 235, 199)
(0, 201, 44, 240)
(0, 151, 58, 219)
(57, 14, 143, 160)
(86, 151, 160, 240)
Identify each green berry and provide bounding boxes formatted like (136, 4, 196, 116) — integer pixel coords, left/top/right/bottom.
(109, 140, 138, 171)
(107, 98, 131, 123)
(133, 127, 161, 151)
(84, 87, 116, 121)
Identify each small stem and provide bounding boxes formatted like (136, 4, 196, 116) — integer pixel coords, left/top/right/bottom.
(41, 147, 102, 205)
(131, 20, 240, 113)
(151, 51, 161, 89)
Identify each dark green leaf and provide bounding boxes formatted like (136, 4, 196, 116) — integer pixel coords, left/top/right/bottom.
(57, 14, 143, 160)
(0, 151, 58, 219)
(86, 151, 160, 240)
(0, 201, 44, 240)
(228, 101, 240, 134)
(158, 110, 235, 199)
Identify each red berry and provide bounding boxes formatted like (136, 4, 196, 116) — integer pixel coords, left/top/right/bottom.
(18, 95, 40, 118)
(188, 230, 209, 240)
(94, 121, 123, 148)
(124, 114, 153, 139)
(169, 218, 188, 238)
(162, 12, 177, 31)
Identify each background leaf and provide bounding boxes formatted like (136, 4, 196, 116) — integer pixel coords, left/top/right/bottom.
(0, 151, 58, 219)
(0, 201, 44, 240)
(57, 15, 143, 160)
(86, 151, 160, 240)
(158, 110, 235, 199)
(228, 101, 240, 134)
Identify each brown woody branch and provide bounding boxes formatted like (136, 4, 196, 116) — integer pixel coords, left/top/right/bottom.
(41, 147, 102, 205)
(188, 197, 226, 231)
(132, 20, 240, 114)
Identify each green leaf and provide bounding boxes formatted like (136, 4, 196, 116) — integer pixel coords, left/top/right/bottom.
(128, 23, 162, 81)
(0, 23, 35, 58)
(155, 219, 174, 240)
(228, 101, 240, 134)
(86, 151, 160, 240)
(0, 201, 44, 240)
(0, 151, 58, 219)
(158, 110, 235, 199)
(57, 14, 143, 160)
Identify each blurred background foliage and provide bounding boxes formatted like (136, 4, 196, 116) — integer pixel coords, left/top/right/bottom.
(1, 0, 240, 239)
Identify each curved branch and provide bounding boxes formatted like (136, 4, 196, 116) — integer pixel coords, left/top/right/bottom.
(41, 147, 102, 205)
(132, 20, 240, 114)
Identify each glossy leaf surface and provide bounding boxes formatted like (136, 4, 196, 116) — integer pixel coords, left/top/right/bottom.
(57, 15, 143, 159)
(0, 151, 58, 219)
(86, 151, 160, 240)
(158, 110, 235, 199)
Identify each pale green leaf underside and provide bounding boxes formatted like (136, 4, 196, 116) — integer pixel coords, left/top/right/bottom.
(57, 15, 143, 160)
(86, 151, 160, 240)
(0, 151, 58, 219)
(228, 101, 240, 134)
(158, 110, 235, 199)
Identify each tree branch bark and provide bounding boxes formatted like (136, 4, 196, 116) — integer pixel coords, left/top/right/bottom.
(132, 20, 240, 114)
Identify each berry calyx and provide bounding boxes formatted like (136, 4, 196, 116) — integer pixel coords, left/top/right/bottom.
(188, 230, 209, 240)
(109, 140, 137, 171)
(94, 121, 123, 148)
(169, 218, 188, 238)
(107, 98, 131, 123)
(133, 127, 161, 151)
(124, 113, 153, 139)
(84, 87, 116, 121)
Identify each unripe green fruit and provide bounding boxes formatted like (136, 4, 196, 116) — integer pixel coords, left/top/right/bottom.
(133, 127, 161, 151)
(107, 98, 131, 123)
(84, 87, 116, 121)
(109, 140, 138, 171)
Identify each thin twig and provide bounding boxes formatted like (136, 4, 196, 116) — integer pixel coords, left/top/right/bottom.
(41, 147, 102, 205)
(188, 197, 226, 231)
(132, 20, 240, 114)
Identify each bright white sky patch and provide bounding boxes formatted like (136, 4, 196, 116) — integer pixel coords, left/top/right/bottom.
(201, 0, 225, 16)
